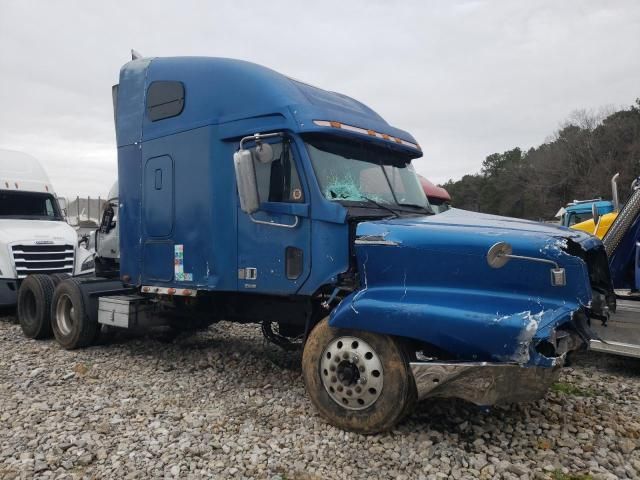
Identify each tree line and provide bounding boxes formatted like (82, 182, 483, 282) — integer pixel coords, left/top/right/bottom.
(442, 99, 640, 220)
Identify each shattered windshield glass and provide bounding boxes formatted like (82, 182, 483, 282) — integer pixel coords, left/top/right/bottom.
(304, 135, 429, 210)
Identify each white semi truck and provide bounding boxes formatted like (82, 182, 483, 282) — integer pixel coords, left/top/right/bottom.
(0, 149, 94, 308)
(93, 181, 119, 277)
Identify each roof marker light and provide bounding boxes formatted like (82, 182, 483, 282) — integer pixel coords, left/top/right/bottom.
(312, 120, 421, 151)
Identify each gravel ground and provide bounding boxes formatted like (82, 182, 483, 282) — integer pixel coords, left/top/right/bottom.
(1, 311, 640, 480)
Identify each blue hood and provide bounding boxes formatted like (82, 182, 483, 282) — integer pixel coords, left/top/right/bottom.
(329, 209, 602, 366)
(354, 208, 595, 306)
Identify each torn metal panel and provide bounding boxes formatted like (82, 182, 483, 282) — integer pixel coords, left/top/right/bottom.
(410, 361, 562, 405)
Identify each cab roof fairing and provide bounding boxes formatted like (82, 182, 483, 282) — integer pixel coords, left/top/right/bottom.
(115, 56, 422, 157)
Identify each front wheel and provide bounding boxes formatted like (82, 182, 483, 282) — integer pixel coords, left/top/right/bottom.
(17, 274, 55, 339)
(302, 318, 416, 433)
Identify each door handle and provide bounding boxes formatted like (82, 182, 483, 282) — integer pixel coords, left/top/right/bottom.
(249, 214, 299, 229)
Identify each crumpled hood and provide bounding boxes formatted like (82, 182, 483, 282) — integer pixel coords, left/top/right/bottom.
(0, 219, 77, 245)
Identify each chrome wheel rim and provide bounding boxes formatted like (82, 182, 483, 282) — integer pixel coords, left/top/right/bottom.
(320, 336, 383, 410)
(56, 294, 75, 336)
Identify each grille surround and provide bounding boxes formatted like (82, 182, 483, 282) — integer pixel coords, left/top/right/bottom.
(11, 244, 75, 279)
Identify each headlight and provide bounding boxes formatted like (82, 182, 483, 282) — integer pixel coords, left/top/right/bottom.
(81, 257, 95, 271)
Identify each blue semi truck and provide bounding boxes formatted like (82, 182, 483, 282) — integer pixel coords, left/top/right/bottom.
(16, 55, 615, 433)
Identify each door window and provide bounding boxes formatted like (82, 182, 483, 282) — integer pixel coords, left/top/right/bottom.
(250, 140, 304, 203)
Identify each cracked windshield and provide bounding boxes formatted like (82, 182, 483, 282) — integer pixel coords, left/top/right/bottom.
(304, 135, 429, 210)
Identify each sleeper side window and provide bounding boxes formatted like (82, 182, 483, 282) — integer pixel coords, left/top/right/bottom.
(146, 81, 185, 121)
(250, 140, 304, 204)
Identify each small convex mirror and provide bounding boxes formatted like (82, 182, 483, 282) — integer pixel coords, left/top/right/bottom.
(233, 149, 260, 214)
(487, 241, 513, 268)
(254, 142, 274, 164)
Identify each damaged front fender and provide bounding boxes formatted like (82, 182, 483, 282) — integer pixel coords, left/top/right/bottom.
(329, 285, 586, 367)
(330, 213, 601, 368)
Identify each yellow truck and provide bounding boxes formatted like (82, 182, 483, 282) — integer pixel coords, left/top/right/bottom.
(571, 174, 621, 238)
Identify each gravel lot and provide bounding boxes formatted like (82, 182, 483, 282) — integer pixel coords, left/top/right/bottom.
(1, 311, 640, 480)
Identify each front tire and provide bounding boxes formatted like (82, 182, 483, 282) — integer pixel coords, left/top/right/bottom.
(17, 274, 55, 339)
(51, 279, 98, 349)
(302, 318, 416, 434)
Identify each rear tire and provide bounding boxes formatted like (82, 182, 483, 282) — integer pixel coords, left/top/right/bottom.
(51, 279, 98, 349)
(17, 274, 55, 339)
(302, 318, 416, 434)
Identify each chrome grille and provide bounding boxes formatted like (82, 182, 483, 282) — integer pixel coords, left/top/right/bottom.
(11, 244, 74, 279)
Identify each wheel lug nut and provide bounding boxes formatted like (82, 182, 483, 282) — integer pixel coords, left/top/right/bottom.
(355, 386, 362, 393)
(358, 376, 367, 385)
(337, 385, 343, 392)
(359, 366, 365, 372)
(351, 355, 359, 364)
(342, 352, 349, 359)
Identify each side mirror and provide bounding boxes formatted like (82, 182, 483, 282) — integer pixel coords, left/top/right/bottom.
(487, 241, 566, 287)
(591, 203, 600, 226)
(57, 196, 68, 217)
(233, 149, 260, 214)
(486, 241, 513, 268)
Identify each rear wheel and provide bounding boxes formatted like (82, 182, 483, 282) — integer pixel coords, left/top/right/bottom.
(51, 279, 98, 349)
(302, 318, 416, 433)
(17, 274, 55, 339)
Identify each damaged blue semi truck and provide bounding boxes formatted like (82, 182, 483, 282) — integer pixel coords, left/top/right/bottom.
(17, 56, 615, 433)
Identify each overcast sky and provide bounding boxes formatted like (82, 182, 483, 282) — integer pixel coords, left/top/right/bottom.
(1, 0, 639, 198)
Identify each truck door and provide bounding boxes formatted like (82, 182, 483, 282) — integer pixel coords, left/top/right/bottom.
(236, 139, 311, 294)
(141, 155, 175, 282)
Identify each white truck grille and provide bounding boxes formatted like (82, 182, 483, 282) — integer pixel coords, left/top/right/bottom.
(11, 244, 75, 279)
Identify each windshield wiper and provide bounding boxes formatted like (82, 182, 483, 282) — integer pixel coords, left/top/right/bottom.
(360, 196, 401, 218)
(398, 202, 434, 214)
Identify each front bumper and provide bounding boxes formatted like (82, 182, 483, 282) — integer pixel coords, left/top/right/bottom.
(0, 278, 18, 307)
(410, 360, 562, 405)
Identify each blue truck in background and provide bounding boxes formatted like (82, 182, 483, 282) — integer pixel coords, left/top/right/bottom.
(558, 199, 615, 228)
(16, 55, 615, 433)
